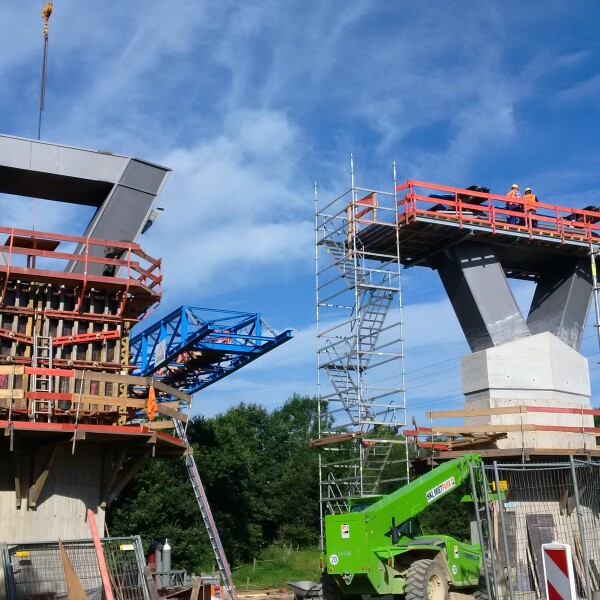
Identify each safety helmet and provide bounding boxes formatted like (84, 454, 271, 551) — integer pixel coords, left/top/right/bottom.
(512, 184, 518, 189)
(525, 187, 531, 193)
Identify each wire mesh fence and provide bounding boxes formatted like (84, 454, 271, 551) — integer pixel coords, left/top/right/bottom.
(1, 536, 149, 600)
(471, 458, 600, 600)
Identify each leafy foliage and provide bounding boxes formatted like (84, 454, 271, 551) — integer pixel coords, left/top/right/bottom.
(107, 395, 321, 570)
(418, 483, 472, 541)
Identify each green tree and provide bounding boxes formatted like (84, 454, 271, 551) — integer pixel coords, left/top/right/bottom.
(418, 483, 472, 541)
(107, 458, 213, 571)
(107, 395, 323, 569)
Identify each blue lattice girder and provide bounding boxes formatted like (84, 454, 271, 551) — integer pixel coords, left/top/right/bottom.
(129, 305, 292, 395)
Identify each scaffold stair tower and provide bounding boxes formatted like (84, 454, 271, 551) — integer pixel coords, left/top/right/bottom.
(315, 160, 409, 519)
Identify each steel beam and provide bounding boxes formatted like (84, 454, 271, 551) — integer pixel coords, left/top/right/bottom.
(527, 257, 592, 350)
(434, 242, 529, 352)
(0, 134, 170, 275)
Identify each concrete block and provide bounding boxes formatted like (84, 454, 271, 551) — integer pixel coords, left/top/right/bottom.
(461, 332, 594, 449)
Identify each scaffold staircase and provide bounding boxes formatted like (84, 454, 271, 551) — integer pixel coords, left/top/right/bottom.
(316, 169, 409, 521)
(31, 335, 53, 422)
(361, 442, 394, 494)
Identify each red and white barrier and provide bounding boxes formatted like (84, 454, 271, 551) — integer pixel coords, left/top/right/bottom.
(542, 543, 577, 600)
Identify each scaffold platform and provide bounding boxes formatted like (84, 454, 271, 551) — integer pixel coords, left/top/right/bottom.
(356, 180, 600, 279)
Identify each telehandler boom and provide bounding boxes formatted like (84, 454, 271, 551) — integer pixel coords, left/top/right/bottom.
(322, 453, 485, 600)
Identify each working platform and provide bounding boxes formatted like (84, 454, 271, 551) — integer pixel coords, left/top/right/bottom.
(130, 305, 293, 394)
(356, 181, 600, 277)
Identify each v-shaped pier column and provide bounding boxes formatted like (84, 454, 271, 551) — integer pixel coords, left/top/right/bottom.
(434, 242, 530, 352)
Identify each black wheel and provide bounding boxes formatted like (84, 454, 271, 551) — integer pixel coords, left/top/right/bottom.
(475, 560, 506, 600)
(473, 577, 489, 600)
(405, 559, 449, 600)
(321, 571, 342, 600)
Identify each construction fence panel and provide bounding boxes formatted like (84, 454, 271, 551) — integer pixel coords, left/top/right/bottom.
(1, 536, 149, 600)
(471, 459, 600, 600)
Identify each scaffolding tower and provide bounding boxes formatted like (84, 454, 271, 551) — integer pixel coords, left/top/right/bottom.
(315, 159, 409, 521)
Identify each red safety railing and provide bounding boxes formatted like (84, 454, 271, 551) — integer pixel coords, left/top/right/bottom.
(0, 225, 162, 311)
(393, 181, 600, 244)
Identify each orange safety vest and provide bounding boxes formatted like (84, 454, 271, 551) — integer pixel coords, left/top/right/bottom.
(506, 189, 520, 200)
(522, 193, 538, 212)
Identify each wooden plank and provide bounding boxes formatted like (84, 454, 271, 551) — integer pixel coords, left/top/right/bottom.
(87, 508, 115, 600)
(144, 566, 161, 600)
(156, 403, 188, 423)
(75, 370, 146, 386)
(99, 448, 128, 509)
(526, 514, 556, 594)
(14, 448, 22, 509)
(426, 406, 527, 419)
(0, 389, 24, 399)
(309, 432, 364, 447)
(430, 424, 535, 435)
(189, 576, 202, 600)
(28, 443, 60, 508)
(145, 420, 175, 430)
(74, 395, 147, 410)
(152, 379, 192, 403)
(59, 540, 88, 600)
(0, 365, 24, 375)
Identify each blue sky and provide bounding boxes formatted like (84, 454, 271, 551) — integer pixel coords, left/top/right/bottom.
(1, 1, 600, 421)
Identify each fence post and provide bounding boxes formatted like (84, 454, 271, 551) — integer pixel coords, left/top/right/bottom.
(470, 464, 493, 600)
(570, 456, 593, 599)
(493, 461, 516, 600)
(480, 463, 500, 599)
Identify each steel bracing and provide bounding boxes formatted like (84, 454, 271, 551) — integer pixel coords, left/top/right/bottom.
(315, 160, 409, 522)
(129, 305, 292, 392)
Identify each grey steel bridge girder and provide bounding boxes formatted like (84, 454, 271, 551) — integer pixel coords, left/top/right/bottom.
(0, 134, 171, 275)
(434, 242, 530, 352)
(527, 256, 592, 351)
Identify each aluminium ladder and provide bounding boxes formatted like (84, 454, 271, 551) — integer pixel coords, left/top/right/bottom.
(31, 335, 54, 422)
(173, 420, 237, 600)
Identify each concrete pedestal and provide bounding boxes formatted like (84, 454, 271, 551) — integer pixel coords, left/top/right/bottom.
(462, 332, 594, 449)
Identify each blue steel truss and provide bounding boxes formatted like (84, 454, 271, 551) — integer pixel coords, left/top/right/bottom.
(129, 305, 292, 395)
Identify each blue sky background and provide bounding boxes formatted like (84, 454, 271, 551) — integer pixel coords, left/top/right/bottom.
(1, 1, 600, 421)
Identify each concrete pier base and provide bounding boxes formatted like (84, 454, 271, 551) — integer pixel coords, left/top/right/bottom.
(462, 332, 594, 449)
(0, 443, 105, 542)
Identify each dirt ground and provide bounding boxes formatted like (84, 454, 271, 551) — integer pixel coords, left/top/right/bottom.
(237, 590, 295, 600)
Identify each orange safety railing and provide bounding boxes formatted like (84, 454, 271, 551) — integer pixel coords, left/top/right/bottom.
(392, 180, 600, 244)
(0, 225, 162, 305)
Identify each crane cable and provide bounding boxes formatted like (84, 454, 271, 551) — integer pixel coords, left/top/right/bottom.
(37, 2, 53, 141)
(33, 2, 53, 231)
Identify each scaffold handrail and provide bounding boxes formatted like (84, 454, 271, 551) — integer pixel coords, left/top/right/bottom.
(390, 180, 600, 244)
(0, 225, 162, 293)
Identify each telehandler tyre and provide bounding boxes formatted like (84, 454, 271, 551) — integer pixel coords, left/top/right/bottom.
(321, 571, 341, 600)
(405, 559, 449, 600)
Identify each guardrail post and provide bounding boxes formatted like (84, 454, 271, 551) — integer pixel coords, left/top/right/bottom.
(570, 456, 593, 599)
(493, 461, 515, 600)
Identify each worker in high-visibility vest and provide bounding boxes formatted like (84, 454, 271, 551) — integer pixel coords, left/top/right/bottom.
(523, 187, 539, 228)
(505, 184, 523, 225)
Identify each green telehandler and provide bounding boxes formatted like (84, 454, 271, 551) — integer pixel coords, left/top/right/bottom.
(322, 453, 489, 600)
